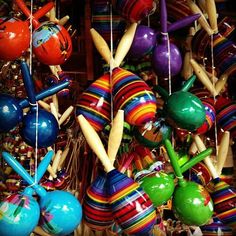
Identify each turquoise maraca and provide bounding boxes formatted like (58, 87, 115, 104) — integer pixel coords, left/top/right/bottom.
(0, 150, 53, 236)
(154, 75, 206, 131)
(2, 151, 82, 236)
(165, 139, 214, 226)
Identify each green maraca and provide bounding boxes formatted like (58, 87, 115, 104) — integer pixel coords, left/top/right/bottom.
(165, 139, 214, 226)
(155, 75, 206, 131)
(138, 147, 213, 207)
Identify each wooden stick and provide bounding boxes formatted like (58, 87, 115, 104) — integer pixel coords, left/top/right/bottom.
(187, 0, 214, 35)
(59, 15, 70, 25)
(50, 102, 59, 122)
(77, 115, 115, 173)
(205, 0, 218, 33)
(107, 110, 124, 165)
(33, 226, 51, 236)
(215, 73, 228, 95)
(190, 58, 217, 96)
(90, 28, 113, 66)
(114, 23, 138, 67)
(216, 131, 230, 175)
(193, 135, 218, 179)
(58, 146, 70, 170)
(58, 105, 74, 126)
(38, 100, 50, 112)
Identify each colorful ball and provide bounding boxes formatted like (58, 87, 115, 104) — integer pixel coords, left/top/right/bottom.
(75, 73, 111, 131)
(83, 172, 113, 230)
(21, 108, 59, 148)
(128, 25, 156, 59)
(172, 181, 214, 226)
(164, 91, 206, 131)
(114, 0, 155, 22)
(0, 192, 40, 236)
(139, 171, 175, 207)
(134, 116, 172, 148)
(0, 17, 30, 61)
(39, 190, 82, 235)
(112, 67, 157, 126)
(107, 169, 157, 235)
(33, 21, 72, 65)
(0, 94, 23, 133)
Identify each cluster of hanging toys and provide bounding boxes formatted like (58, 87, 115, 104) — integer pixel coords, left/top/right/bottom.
(0, 0, 236, 235)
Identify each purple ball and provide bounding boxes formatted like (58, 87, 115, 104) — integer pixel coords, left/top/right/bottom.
(128, 25, 156, 59)
(152, 36, 182, 77)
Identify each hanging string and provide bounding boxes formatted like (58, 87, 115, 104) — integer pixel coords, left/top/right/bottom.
(28, 0, 39, 185)
(109, 2, 114, 123)
(210, 34, 218, 158)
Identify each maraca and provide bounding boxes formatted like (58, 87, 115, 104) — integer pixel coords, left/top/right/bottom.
(77, 114, 157, 235)
(82, 110, 124, 231)
(20, 61, 59, 148)
(194, 134, 236, 229)
(165, 139, 214, 226)
(128, 14, 200, 59)
(2, 151, 82, 236)
(15, 0, 72, 65)
(0, 79, 69, 133)
(152, 0, 182, 78)
(113, 0, 155, 23)
(155, 75, 206, 131)
(90, 24, 157, 126)
(0, 150, 53, 236)
(0, 17, 30, 61)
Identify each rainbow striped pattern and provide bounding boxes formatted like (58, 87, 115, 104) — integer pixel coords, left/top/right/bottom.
(112, 67, 157, 126)
(211, 178, 236, 228)
(92, 0, 126, 43)
(82, 173, 113, 230)
(200, 217, 233, 236)
(216, 101, 236, 139)
(76, 74, 111, 131)
(114, 0, 154, 22)
(106, 169, 157, 235)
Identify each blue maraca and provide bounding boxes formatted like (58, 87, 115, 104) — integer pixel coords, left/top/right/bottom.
(152, 0, 182, 78)
(0, 150, 53, 236)
(20, 61, 59, 148)
(2, 151, 83, 236)
(0, 80, 69, 133)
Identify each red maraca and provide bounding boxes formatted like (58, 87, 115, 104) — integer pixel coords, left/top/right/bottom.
(77, 114, 157, 235)
(15, 0, 72, 65)
(194, 134, 236, 229)
(165, 139, 214, 226)
(0, 1, 54, 61)
(152, 0, 182, 78)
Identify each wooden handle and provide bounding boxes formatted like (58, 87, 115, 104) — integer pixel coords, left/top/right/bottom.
(107, 110, 124, 165)
(193, 135, 219, 179)
(216, 131, 230, 175)
(205, 0, 218, 33)
(34, 226, 51, 236)
(38, 100, 51, 112)
(215, 73, 228, 95)
(90, 28, 114, 67)
(50, 102, 59, 122)
(58, 146, 70, 169)
(77, 114, 114, 172)
(59, 15, 70, 26)
(182, 51, 193, 80)
(58, 105, 74, 126)
(49, 150, 62, 179)
(190, 59, 217, 96)
(187, 0, 214, 35)
(114, 23, 138, 67)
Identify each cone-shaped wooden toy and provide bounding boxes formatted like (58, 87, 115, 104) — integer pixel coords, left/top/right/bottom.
(90, 24, 157, 126)
(77, 114, 157, 235)
(82, 110, 124, 231)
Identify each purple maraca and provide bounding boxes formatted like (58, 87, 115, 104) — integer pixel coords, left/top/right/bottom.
(2, 151, 82, 236)
(20, 61, 59, 148)
(152, 0, 182, 78)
